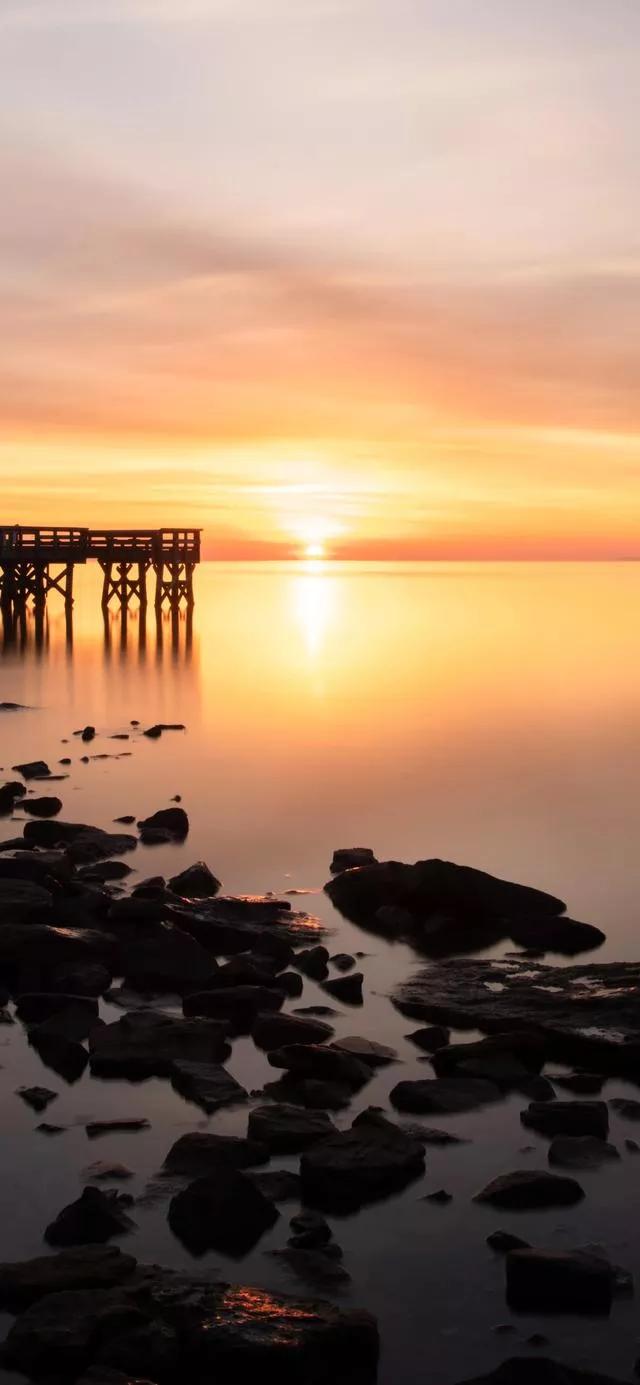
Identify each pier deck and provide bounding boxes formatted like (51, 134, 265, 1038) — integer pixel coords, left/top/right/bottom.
(0, 526, 201, 611)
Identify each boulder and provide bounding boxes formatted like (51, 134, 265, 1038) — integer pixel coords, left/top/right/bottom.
(15, 992, 99, 1023)
(508, 916, 605, 954)
(294, 945, 330, 980)
(0, 877, 52, 920)
(248, 1170, 302, 1202)
(474, 1170, 585, 1209)
(248, 1103, 336, 1152)
(407, 1025, 451, 1052)
(267, 1043, 372, 1090)
(169, 1060, 247, 1113)
(329, 953, 356, 971)
(549, 1072, 605, 1095)
(89, 1011, 230, 1078)
(78, 861, 133, 883)
(0, 781, 27, 814)
(168, 1167, 278, 1254)
(0, 850, 71, 885)
(137, 807, 189, 841)
(163, 1130, 269, 1175)
(330, 848, 377, 872)
(45, 1187, 136, 1246)
(275, 970, 304, 997)
(506, 1248, 613, 1313)
(0, 1245, 136, 1308)
(118, 925, 217, 992)
(390, 1076, 501, 1114)
(609, 1097, 640, 1119)
(289, 1211, 332, 1249)
(321, 972, 363, 1005)
(83, 1163, 134, 1182)
(521, 1101, 609, 1139)
(183, 984, 283, 1033)
(262, 1076, 354, 1110)
(23, 819, 137, 864)
(548, 1136, 620, 1168)
(168, 862, 220, 897)
(252, 1011, 334, 1049)
(271, 1244, 350, 1290)
(432, 1033, 545, 1077)
(23, 796, 63, 818)
(330, 1035, 397, 1066)
(300, 1109, 425, 1210)
(13, 761, 51, 779)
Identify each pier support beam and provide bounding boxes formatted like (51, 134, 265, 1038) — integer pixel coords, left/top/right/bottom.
(99, 560, 150, 610)
(154, 560, 195, 610)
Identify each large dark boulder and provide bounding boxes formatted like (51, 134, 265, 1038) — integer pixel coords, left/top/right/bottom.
(23, 796, 63, 819)
(300, 1109, 425, 1211)
(0, 877, 52, 921)
(252, 1011, 334, 1049)
(89, 1011, 230, 1078)
(169, 1060, 247, 1113)
(330, 847, 377, 873)
(548, 1136, 619, 1168)
(118, 925, 217, 992)
(0, 1246, 137, 1309)
(137, 807, 189, 841)
(168, 1167, 278, 1255)
(506, 1248, 614, 1313)
(321, 972, 363, 1005)
(45, 1187, 135, 1246)
(267, 1043, 372, 1090)
(168, 862, 220, 897)
(390, 1076, 501, 1114)
(474, 1170, 585, 1209)
(23, 820, 137, 864)
(183, 984, 283, 1033)
(521, 1101, 609, 1139)
(330, 1036, 397, 1066)
(248, 1103, 336, 1152)
(163, 1130, 269, 1175)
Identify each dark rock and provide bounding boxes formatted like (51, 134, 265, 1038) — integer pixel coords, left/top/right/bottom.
(45, 1187, 136, 1245)
(262, 1076, 354, 1110)
(252, 1011, 333, 1049)
(0, 1245, 137, 1308)
(267, 1042, 372, 1090)
(89, 1011, 230, 1078)
(295, 1005, 339, 1016)
(433, 1033, 546, 1078)
(167, 861, 220, 897)
(549, 1072, 605, 1095)
(248, 1102, 336, 1152)
(16, 1084, 57, 1111)
(0, 876, 52, 919)
(610, 1097, 640, 1119)
(184, 984, 283, 1033)
(97, 1319, 179, 1377)
(18, 997, 98, 1029)
(390, 1076, 501, 1114)
(625, 1138, 640, 1152)
(23, 796, 63, 818)
(13, 760, 51, 780)
(0, 701, 30, 711)
(209, 955, 276, 987)
(118, 925, 217, 992)
(163, 1130, 269, 1175)
(247, 1171, 301, 1203)
(168, 1166, 278, 1255)
(300, 1108, 425, 1210)
(289, 1211, 332, 1248)
(487, 1230, 531, 1253)
(272, 1245, 350, 1289)
(522, 1101, 609, 1139)
(407, 1025, 451, 1052)
(329, 953, 356, 971)
(170, 1060, 247, 1113)
(49, 962, 112, 996)
(423, 1189, 452, 1203)
(506, 1248, 613, 1313)
(548, 1136, 620, 1168)
(30, 1028, 90, 1081)
(36, 1121, 65, 1134)
(509, 916, 605, 954)
(143, 723, 185, 738)
(2, 1288, 141, 1376)
(137, 807, 189, 841)
(295, 945, 330, 979)
(86, 1120, 150, 1138)
(330, 1035, 397, 1066)
(114, 815, 136, 825)
(275, 969, 304, 997)
(78, 861, 134, 882)
(321, 972, 363, 1005)
(80, 726, 96, 742)
(331, 847, 377, 872)
(28, 998, 97, 1041)
(405, 1124, 467, 1146)
(23, 818, 137, 864)
(459, 1360, 629, 1385)
(474, 1170, 585, 1209)
(83, 1163, 134, 1181)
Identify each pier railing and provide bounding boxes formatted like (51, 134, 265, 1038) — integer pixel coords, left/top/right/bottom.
(0, 526, 201, 610)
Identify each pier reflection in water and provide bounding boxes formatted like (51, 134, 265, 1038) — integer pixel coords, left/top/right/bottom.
(1, 592, 193, 665)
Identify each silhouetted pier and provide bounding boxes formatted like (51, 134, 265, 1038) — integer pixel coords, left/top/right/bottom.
(0, 526, 201, 614)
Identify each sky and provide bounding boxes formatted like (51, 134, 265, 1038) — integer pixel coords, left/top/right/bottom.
(1, 0, 640, 558)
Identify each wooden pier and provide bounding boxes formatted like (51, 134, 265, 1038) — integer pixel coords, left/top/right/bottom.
(0, 526, 201, 614)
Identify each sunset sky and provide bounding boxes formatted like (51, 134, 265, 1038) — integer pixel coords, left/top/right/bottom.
(2, 0, 640, 558)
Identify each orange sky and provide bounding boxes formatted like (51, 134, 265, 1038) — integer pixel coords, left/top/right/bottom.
(2, 1, 640, 558)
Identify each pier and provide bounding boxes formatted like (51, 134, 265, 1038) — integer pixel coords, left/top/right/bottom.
(0, 526, 201, 614)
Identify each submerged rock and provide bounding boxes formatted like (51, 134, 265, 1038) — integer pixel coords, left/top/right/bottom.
(168, 1167, 278, 1255)
(521, 1101, 609, 1139)
(163, 1130, 269, 1175)
(170, 1060, 247, 1113)
(474, 1170, 585, 1209)
(506, 1248, 614, 1313)
(390, 1076, 501, 1114)
(548, 1136, 620, 1168)
(248, 1103, 336, 1152)
(300, 1109, 425, 1211)
(45, 1187, 136, 1246)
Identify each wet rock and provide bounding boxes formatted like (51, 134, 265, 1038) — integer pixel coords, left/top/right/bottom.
(549, 1071, 606, 1095)
(80, 726, 96, 742)
(0, 876, 52, 920)
(321, 972, 363, 1005)
(458, 1359, 628, 1384)
(86, 1120, 150, 1138)
(168, 1166, 278, 1255)
(262, 1076, 354, 1110)
(209, 954, 277, 986)
(183, 984, 283, 1033)
(2, 1287, 140, 1376)
(300, 1108, 425, 1211)
(249, 1169, 302, 1201)
(167, 861, 220, 897)
(143, 723, 185, 738)
(97, 1319, 179, 1377)
(330, 847, 377, 872)
(433, 1033, 546, 1078)
(78, 860, 134, 883)
(548, 1136, 620, 1168)
(36, 1122, 65, 1134)
(521, 1101, 609, 1139)
(0, 848, 71, 885)
(45, 1187, 136, 1246)
(49, 962, 113, 996)
(89, 1011, 230, 1078)
(609, 1097, 640, 1119)
(23, 796, 63, 818)
(170, 1060, 247, 1113)
(28, 997, 98, 1041)
(508, 916, 605, 954)
(625, 1138, 640, 1153)
(16, 1085, 57, 1111)
(137, 807, 189, 842)
(0, 1245, 137, 1308)
(30, 1028, 90, 1081)
(407, 1025, 451, 1052)
(329, 953, 356, 971)
(295, 945, 330, 979)
(13, 760, 51, 780)
(267, 1042, 372, 1090)
(23, 818, 137, 861)
(0, 781, 27, 815)
(0, 923, 115, 989)
(506, 1248, 613, 1313)
(487, 1230, 531, 1253)
(0, 701, 30, 711)
(114, 815, 136, 825)
(289, 1211, 332, 1248)
(118, 925, 218, 992)
(163, 1130, 269, 1175)
(248, 1103, 336, 1152)
(84, 1163, 134, 1182)
(390, 1075, 501, 1114)
(474, 1170, 585, 1209)
(423, 1188, 452, 1204)
(405, 1124, 466, 1146)
(330, 1035, 397, 1066)
(252, 1011, 334, 1049)
(275, 969, 304, 997)
(272, 1244, 350, 1289)
(295, 1004, 339, 1016)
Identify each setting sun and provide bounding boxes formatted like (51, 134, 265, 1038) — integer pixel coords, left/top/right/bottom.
(304, 542, 326, 559)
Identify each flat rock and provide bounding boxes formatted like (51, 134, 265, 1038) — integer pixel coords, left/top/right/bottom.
(474, 1170, 585, 1209)
(548, 1136, 620, 1168)
(16, 992, 99, 1023)
(163, 1130, 269, 1174)
(330, 847, 377, 872)
(252, 1011, 334, 1049)
(0, 1245, 137, 1308)
(45, 1187, 136, 1246)
(272, 1245, 350, 1289)
(407, 1024, 451, 1051)
(86, 1120, 150, 1138)
(168, 861, 220, 897)
(609, 1097, 640, 1119)
(390, 1075, 501, 1114)
(262, 1076, 354, 1110)
(321, 972, 363, 1005)
(487, 1230, 531, 1253)
(23, 796, 63, 818)
(89, 1011, 230, 1078)
(183, 984, 283, 1032)
(170, 1060, 247, 1113)
(118, 925, 217, 991)
(506, 1247, 614, 1313)
(248, 1169, 302, 1202)
(300, 1109, 425, 1211)
(16, 1085, 57, 1111)
(248, 1102, 336, 1152)
(330, 1035, 397, 1066)
(83, 1163, 134, 1182)
(521, 1101, 609, 1139)
(143, 722, 185, 737)
(168, 1166, 278, 1255)
(23, 819, 138, 863)
(549, 1071, 606, 1095)
(13, 761, 51, 780)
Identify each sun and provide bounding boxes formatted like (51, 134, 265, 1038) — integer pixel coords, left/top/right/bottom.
(304, 541, 326, 559)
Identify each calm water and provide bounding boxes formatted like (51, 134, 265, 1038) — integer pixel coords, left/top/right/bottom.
(1, 561, 640, 1384)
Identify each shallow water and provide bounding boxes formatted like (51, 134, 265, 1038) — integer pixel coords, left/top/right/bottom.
(1, 561, 640, 1384)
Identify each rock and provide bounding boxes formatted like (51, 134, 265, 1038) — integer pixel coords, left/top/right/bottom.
(0, 701, 30, 710)
(16, 1084, 57, 1112)
(184, 984, 283, 1033)
(118, 925, 218, 992)
(508, 916, 605, 954)
(404, 1124, 467, 1146)
(0, 876, 52, 920)
(275, 969, 304, 997)
(168, 1166, 278, 1254)
(300, 1108, 425, 1211)
(267, 1043, 372, 1090)
(22, 820, 138, 865)
(80, 726, 96, 742)
(549, 1072, 606, 1095)
(474, 1170, 585, 1209)
(0, 1245, 137, 1308)
(210, 954, 277, 986)
(458, 1358, 629, 1384)
(2, 1288, 136, 1376)
(29, 1028, 90, 1081)
(289, 1211, 332, 1248)
(262, 1076, 354, 1110)
(0, 848, 71, 885)
(252, 1011, 334, 1049)
(248, 1103, 336, 1152)
(487, 1230, 531, 1253)
(393, 958, 640, 1074)
(321, 972, 363, 1005)
(423, 1189, 452, 1203)
(89, 1011, 230, 1078)
(83, 1163, 134, 1182)
(13, 760, 51, 779)
(407, 1025, 451, 1052)
(295, 945, 330, 979)
(170, 1060, 247, 1113)
(168, 862, 220, 897)
(36, 1122, 65, 1134)
(521, 1101, 609, 1139)
(330, 1035, 397, 1066)
(49, 962, 112, 996)
(23, 796, 63, 818)
(28, 997, 98, 1042)
(390, 1076, 501, 1114)
(295, 1005, 339, 1016)
(330, 848, 377, 872)
(548, 1136, 620, 1168)
(114, 815, 136, 825)
(609, 1097, 640, 1119)
(625, 1138, 640, 1153)
(433, 1033, 546, 1078)
(86, 1120, 150, 1138)
(506, 1248, 613, 1313)
(329, 953, 356, 971)
(249, 1169, 302, 1202)
(45, 1187, 136, 1246)
(78, 860, 133, 882)
(137, 807, 189, 842)
(272, 1245, 350, 1289)
(143, 723, 185, 737)
(163, 1130, 269, 1175)
(97, 1319, 179, 1377)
